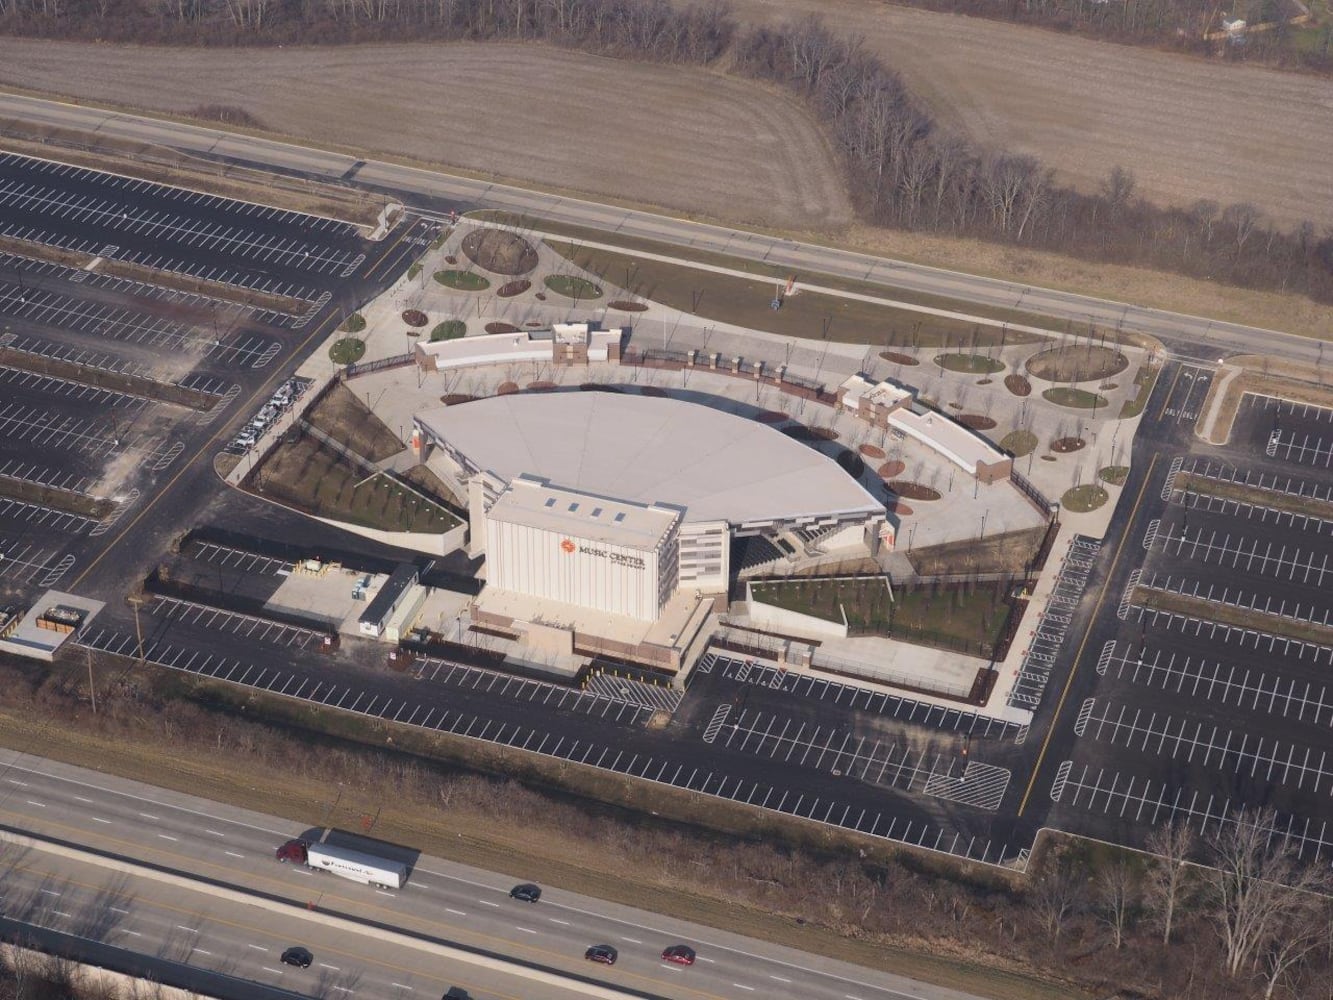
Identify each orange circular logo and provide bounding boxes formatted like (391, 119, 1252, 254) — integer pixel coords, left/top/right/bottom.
(560, 539, 576, 554)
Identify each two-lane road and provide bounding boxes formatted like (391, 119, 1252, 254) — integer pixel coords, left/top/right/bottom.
(0, 90, 1322, 368)
(0, 748, 992, 1000)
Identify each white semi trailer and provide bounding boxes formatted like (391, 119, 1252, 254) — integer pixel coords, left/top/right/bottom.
(276, 838, 407, 889)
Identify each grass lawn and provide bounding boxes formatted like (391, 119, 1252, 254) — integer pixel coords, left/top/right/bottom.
(1099, 466, 1130, 486)
(434, 269, 490, 291)
(255, 437, 460, 533)
(1061, 484, 1109, 512)
(1136, 587, 1333, 646)
(750, 577, 1012, 656)
(936, 353, 1005, 374)
(430, 320, 467, 341)
(545, 239, 1048, 349)
(1119, 363, 1160, 418)
(1174, 472, 1333, 521)
(999, 429, 1039, 456)
(544, 273, 603, 299)
(329, 337, 365, 364)
(1042, 387, 1107, 410)
(341, 312, 366, 333)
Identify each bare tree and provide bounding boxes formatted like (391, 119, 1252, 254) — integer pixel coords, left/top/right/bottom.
(1207, 808, 1329, 978)
(1094, 856, 1139, 950)
(1145, 819, 1196, 945)
(1031, 856, 1085, 943)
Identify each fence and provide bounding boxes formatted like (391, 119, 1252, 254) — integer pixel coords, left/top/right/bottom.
(1010, 466, 1056, 518)
(342, 352, 416, 379)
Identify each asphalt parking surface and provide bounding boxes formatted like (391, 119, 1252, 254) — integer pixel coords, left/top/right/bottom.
(1033, 380, 1333, 859)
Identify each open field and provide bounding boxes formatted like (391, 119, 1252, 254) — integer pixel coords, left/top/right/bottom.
(0, 39, 851, 232)
(727, 0, 1333, 231)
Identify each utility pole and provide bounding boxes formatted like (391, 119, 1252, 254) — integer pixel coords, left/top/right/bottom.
(86, 645, 97, 715)
(128, 595, 146, 664)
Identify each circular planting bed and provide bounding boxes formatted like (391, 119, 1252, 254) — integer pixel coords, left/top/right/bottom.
(1099, 465, 1130, 486)
(341, 313, 366, 334)
(544, 274, 603, 300)
(1041, 455, 1057, 462)
(402, 309, 429, 327)
(640, 386, 669, 398)
(756, 411, 789, 424)
(524, 320, 544, 328)
(1004, 373, 1032, 397)
(485, 322, 520, 335)
(1043, 387, 1109, 410)
(1062, 484, 1111, 512)
(977, 378, 993, 386)
(835, 450, 866, 478)
(877, 459, 906, 479)
(527, 381, 557, 392)
(859, 443, 886, 460)
(935, 353, 1005, 375)
(999, 429, 1039, 457)
(433, 270, 490, 291)
(1026, 344, 1128, 383)
(496, 381, 519, 395)
(888, 501, 914, 517)
(879, 350, 919, 366)
(1050, 436, 1086, 453)
(430, 320, 467, 342)
(580, 383, 623, 393)
(497, 279, 531, 298)
(444, 255, 458, 265)
(887, 480, 942, 501)
(782, 425, 839, 442)
(441, 394, 476, 406)
(328, 338, 365, 365)
(958, 413, 998, 431)
(461, 228, 538, 276)
(607, 300, 649, 312)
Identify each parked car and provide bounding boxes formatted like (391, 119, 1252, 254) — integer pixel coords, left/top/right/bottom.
(442, 989, 470, 1000)
(661, 944, 696, 966)
(280, 946, 313, 969)
(584, 944, 618, 966)
(509, 883, 542, 903)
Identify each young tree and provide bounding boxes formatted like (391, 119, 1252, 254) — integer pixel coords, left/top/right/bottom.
(1031, 855, 1085, 944)
(1095, 856, 1140, 950)
(1145, 819, 1196, 945)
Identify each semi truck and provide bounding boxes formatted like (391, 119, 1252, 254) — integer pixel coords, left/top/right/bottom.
(275, 838, 408, 889)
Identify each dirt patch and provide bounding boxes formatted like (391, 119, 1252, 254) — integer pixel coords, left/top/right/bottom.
(497, 279, 532, 298)
(907, 525, 1049, 576)
(306, 383, 403, 462)
(607, 300, 649, 312)
(485, 321, 520, 335)
(878, 460, 907, 478)
(859, 443, 886, 460)
(879, 351, 919, 366)
(958, 414, 997, 430)
(1026, 345, 1128, 382)
(496, 381, 519, 395)
(887, 480, 941, 501)
(189, 103, 266, 128)
(1004, 374, 1032, 397)
(0, 40, 851, 231)
(1049, 437, 1086, 453)
(462, 228, 538, 276)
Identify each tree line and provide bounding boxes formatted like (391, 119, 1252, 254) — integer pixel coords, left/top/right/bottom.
(4, 654, 1333, 999)
(0, 1, 1328, 307)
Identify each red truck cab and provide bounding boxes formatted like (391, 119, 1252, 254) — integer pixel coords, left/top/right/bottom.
(276, 839, 309, 864)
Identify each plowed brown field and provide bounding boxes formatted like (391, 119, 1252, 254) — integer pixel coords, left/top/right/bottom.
(728, 0, 1333, 230)
(0, 39, 852, 231)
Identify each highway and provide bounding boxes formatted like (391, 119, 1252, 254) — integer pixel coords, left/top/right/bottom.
(0, 90, 1324, 368)
(0, 749, 993, 1000)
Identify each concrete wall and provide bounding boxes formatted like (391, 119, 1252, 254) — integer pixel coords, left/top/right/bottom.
(311, 515, 469, 557)
(745, 583, 849, 640)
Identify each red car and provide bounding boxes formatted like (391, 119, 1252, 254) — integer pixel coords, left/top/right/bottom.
(661, 944, 696, 966)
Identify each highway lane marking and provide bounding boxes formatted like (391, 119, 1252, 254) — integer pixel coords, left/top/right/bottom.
(620, 936, 643, 944)
(194, 949, 213, 956)
(176, 924, 197, 933)
(319, 963, 341, 971)
(138, 812, 159, 820)
(477, 899, 499, 907)
(770, 975, 792, 982)
(73, 795, 91, 803)
(261, 966, 284, 975)
(515, 926, 537, 934)
(390, 983, 414, 991)
(547, 917, 569, 925)
(224, 851, 244, 859)
(108, 906, 129, 914)
(248, 944, 268, 951)
(120, 930, 141, 937)
(39, 889, 60, 896)
(376, 890, 395, 897)
(52, 910, 71, 918)
(25, 800, 45, 807)
(6, 779, 27, 786)
(205, 829, 225, 836)
(91, 817, 111, 824)
(1018, 451, 1162, 817)
(445, 908, 466, 916)
(159, 834, 179, 841)
(732, 984, 754, 991)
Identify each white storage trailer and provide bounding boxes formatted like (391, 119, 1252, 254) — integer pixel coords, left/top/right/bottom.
(278, 839, 407, 889)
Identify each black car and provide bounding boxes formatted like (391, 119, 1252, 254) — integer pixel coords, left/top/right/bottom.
(509, 883, 542, 903)
(442, 989, 470, 1000)
(280, 947, 313, 969)
(584, 944, 618, 966)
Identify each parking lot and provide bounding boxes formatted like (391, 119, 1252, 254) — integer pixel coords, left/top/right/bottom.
(1046, 391, 1333, 859)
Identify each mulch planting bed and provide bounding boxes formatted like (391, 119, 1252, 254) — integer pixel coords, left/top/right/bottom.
(607, 300, 649, 312)
(496, 381, 519, 395)
(958, 413, 998, 430)
(485, 322, 520, 335)
(640, 386, 669, 397)
(1026, 344, 1128, 383)
(527, 381, 557, 391)
(783, 425, 839, 442)
(402, 309, 428, 327)
(859, 443, 886, 460)
(887, 480, 941, 501)
(442, 394, 477, 405)
(497, 279, 531, 298)
(461, 228, 538, 276)
(1004, 374, 1032, 397)
(580, 383, 623, 392)
(878, 351, 919, 366)
(1041, 454, 1057, 462)
(877, 460, 906, 478)
(756, 411, 789, 423)
(1050, 437, 1086, 453)
(887, 501, 914, 517)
